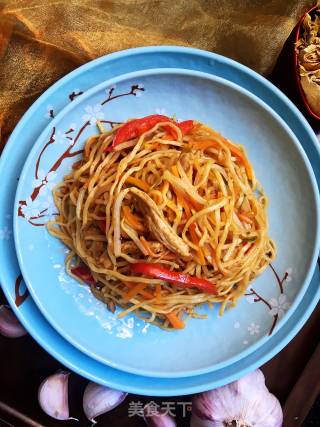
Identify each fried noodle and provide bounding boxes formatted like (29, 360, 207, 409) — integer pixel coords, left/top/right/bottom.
(48, 118, 276, 330)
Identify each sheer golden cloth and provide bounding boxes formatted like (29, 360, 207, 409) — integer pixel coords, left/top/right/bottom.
(0, 0, 312, 149)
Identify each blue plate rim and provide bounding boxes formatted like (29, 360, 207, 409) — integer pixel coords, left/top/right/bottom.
(0, 45, 318, 395)
(3, 45, 320, 167)
(13, 66, 320, 378)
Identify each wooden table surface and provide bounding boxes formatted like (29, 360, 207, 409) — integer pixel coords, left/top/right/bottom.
(0, 28, 319, 427)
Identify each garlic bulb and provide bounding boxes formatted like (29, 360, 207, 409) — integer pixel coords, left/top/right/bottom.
(38, 371, 77, 421)
(144, 403, 177, 427)
(0, 305, 27, 338)
(83, 382, 127, 423)
(191, 369, 283, 427)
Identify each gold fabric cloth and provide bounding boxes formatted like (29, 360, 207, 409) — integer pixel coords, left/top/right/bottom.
(0, 0, 313, 148)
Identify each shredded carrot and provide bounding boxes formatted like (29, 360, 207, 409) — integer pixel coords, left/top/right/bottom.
(140, 236, 158, 257)
(238, 212, 253, 224)
(155, 284, 162, 304)
(146, 142, 160, 150)
(178, 192, 192, 217)
(123, 283, 148, 301)
(171, 165, 179, 177)
(189, 223, 206, 265)
(161, 252, 177, 260)
(229, 146, 253, 181)
(166, 311, 185, 329)
(208, 213, 216, 226)
(123, 206, 144, 232)
(126, 176, 150, 192)
(162, 132, 172, 140)
(124, 282, 154, 300)
(149, 190, 163, 204)
(203, 246, 210, 258)
(172, 183, 200, 216)
(192, 139, 253, 180)
(139, 289, 154, 300)
(171, 165, 202, 211)
(171, 187, 190, 217)
(210, 245, 216, 263)
(125, 282, 154, 299)
(188, 198, 203, 212)
(246, 211, 255, 219)
(192, 140, 216, 151)
(189, 223, 198, 241)
(197, 248, 206, 266)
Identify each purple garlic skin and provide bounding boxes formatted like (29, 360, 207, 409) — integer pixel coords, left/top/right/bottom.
(83, 382, 127, 423)
(0, 305, 27, 338)
(191, 369, 283, 427)
(144, 403, 177, 427)
(38, 371, 72, 421)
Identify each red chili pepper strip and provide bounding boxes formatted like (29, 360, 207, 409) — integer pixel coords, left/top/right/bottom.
(164, 120, 194, 139)
(71, 265, 95, 285)
(179, 120, 194, 135)
(111, 115, 169, 148)
(244, 243, 254, 255)
(107, 115, 194, 151)
(131, 262, 217, 295)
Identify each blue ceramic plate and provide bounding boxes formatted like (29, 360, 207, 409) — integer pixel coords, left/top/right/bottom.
(0, 46, 319, 394)
(14, 67, 320, 378)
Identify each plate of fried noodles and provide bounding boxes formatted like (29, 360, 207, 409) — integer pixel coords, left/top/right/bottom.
(14, 68, 320, 377)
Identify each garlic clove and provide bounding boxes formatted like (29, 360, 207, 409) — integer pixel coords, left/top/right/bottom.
(83, 382, 127, 423)
(38, 370, 76, 421)
(0, 305, 27, 338)
(144, 403, 177, 427)
(191, 369, 283, 427)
